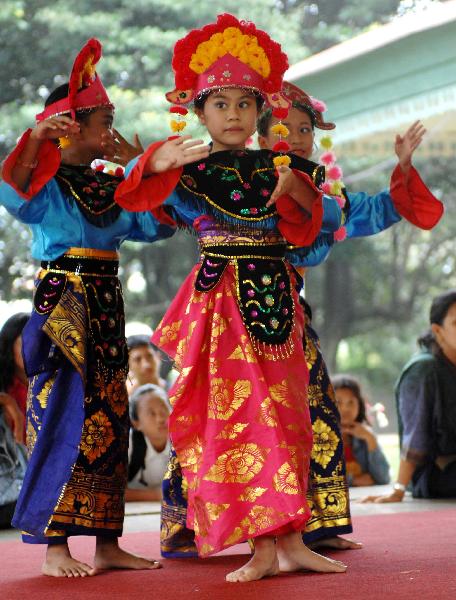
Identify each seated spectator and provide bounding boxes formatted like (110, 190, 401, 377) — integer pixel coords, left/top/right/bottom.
(0, 398, 27, 528)
(0, 312, 29, 527)
(333, 375, 390, 486)
(362, 290, 456, 503)
(126, 384, 171, 502)
(127, 335, 166, 396)
(0, 312, 29, 438)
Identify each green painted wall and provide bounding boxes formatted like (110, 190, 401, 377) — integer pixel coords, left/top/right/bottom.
(293, 21, 456, 124)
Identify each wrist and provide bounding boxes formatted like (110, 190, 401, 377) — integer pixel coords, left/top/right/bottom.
(392, 482, 406, 499)
(29, 129, 45, 142)
(399, 159, 411, 174)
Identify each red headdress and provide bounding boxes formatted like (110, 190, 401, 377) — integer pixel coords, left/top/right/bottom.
(36, 38, 113, 123)
(166, 13, 290, 112)
(281, 81, 335, 130)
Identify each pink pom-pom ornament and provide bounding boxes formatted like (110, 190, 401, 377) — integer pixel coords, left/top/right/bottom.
(335, 195, 346, 208)
(310, 97, 327, 113)
(327, 165, 343, 181)
(320, 151, 336, 166)
(334, 225, 347, 242)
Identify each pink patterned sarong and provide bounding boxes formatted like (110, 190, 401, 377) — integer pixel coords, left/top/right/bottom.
(152, 261, 312, 557)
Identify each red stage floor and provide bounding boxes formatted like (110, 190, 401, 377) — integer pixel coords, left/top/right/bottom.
(1, 509, 455, 600)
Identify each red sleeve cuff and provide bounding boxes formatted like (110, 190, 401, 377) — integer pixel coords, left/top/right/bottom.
(276, 170, 323, 246)
(1, 129, 61, 200)
(390, 164, 444, 230)
(115, 141, 182, 220)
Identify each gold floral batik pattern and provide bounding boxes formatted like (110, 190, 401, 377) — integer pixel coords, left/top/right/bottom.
(153, 262, 313, 556)
(45, 272, 129, 536)
(303, 317, 352, 541)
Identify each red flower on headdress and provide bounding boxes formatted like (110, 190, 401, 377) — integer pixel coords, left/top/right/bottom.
(167, 13, 289, 106)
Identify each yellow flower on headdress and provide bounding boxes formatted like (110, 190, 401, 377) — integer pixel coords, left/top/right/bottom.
(273, 155, 291, 168)
(190, 26, 271, 78)
(270, 123, 289, 138)
(170, 120, 187, 132)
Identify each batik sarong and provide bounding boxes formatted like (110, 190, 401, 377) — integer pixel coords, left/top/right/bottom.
(303, 314, 352, 542)
(13, 248, 129, 543)
(160, 302, 353, 556)
(153, 253, 312, 557)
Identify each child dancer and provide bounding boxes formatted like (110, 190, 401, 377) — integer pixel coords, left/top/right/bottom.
(116, 13, 347, 582)
(256, 81, 443, 548)
(0, 38, 206, 577)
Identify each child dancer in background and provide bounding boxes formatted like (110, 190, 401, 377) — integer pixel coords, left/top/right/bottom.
(257, 80, 442, 548)
(159, 81, 443, 557)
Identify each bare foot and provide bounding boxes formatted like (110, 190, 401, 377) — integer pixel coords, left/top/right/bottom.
(309, 536, 363, 551)
(277, 532, 347, 573)
(94, 537, 161, 571)
(42, 543, 95, 577)
(226, 536, 279, 582)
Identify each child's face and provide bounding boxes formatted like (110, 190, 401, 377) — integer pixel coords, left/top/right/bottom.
(195, 88, 258, 153)
(78, 107, 114, 156)
(258, 106, 314, 159)
(133, 392, 169, 445)
(129, 344, 160, 385)
(335, 387, 360, 426)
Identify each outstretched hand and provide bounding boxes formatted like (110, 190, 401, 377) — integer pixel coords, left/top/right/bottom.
(30, 115, 80, 142)
(148, 135, 210, 173)
(101, 129, 144, 165)
(267, 166, 316, 213)
(267, 166, 296, 207)
(358, 490, 404, 504)
(395, 120, 426, 173)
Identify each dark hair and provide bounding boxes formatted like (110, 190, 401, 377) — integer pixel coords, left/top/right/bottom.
(45, 83, 95, 124)
(193, 88, 265, 112)
(257, 101, 316, 137)
(0, 312, 29, 392)
(418, 290, 456, 353)
(129, 383, 169, 420)
(332, 374, 368, 423)
(127, 334, 153, 351)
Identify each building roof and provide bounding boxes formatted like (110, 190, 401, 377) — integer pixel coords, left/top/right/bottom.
(286, 0, 456, 80)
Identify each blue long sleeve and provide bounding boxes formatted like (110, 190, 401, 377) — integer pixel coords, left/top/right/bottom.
(286, 188, 401, 268)
(0, 177, 174, 261)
